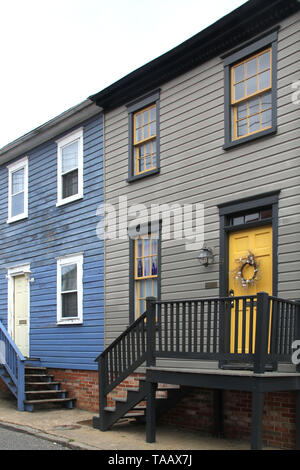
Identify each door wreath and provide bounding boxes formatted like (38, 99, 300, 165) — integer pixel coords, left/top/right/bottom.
(233, 251, 259, 288)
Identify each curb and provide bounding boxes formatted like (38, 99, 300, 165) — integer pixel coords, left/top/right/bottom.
(0, 420, 98, 450)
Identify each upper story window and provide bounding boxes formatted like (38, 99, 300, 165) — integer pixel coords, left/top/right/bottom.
(231, 48, 272, 140)
(223, 30, 278, 149)
(56, 128, 83, 206)
(57, 253, 83, 325)
(127, 90, 160, 183)
(7, 157, 28, 223)
(134, 104, 157, 175)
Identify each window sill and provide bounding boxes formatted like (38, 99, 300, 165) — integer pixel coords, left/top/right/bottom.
(223, 126, 277, 150)
(7, 214, 28, 224)
(126, 168, 160, 183)
(57, 319, 83, 326)
(56, 195, 83, 207)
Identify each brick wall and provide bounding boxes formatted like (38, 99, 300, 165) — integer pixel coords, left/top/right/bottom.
(46, 369, 296, 449)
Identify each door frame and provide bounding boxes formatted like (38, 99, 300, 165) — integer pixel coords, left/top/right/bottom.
(218, 191, 280, 298)
(7, 263, 31, 355)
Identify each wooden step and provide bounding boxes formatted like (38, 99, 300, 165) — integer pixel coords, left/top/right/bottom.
(24, 398, 75, 405)
(25, 382, 61, 387)
(25, 390, 67, 395)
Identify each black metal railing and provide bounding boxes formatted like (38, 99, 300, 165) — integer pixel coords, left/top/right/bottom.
(94, 293, 300, 429)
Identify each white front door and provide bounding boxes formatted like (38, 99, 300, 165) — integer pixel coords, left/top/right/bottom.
(13, 274, 29, 357)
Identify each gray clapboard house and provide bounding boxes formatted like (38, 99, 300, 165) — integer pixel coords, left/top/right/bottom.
(91, 0, 300, 450)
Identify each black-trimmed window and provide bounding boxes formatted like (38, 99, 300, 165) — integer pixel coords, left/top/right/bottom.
(126, 90, 160, 182)
(223, 30, 278, 149)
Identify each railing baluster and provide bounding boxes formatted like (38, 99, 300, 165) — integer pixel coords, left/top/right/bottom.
(234, 298, 239, 354)
(213, 300, 218, 353)
(194, 301, 198, 353)
(207, 301, 211, 353)
(164, 303, 168, 353)
(200, 301, 204, 354)
(182, 302, 186, 353)
(170, 303, 174, 352)
(241, 298, 247, 354)
(176, 302, 180, 353)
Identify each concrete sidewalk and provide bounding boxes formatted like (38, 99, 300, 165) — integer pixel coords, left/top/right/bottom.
(0, 393, 254, 450)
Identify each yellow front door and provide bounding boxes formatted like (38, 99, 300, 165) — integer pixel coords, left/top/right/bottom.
(228, 225, 273, 353)
(14, 275, 29, 357)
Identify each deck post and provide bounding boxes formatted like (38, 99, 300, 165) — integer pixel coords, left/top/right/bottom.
(146, 381, 158, 443)
(146, 297, 157, 443)
(296, 390, 300, 450)
(254, 292, 270, 374)
(251, 389, 264, 450)
(97, 354, 108, 431)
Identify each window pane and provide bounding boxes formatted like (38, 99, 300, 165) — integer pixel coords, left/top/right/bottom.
(145, 157, 152, 170)
(151, 256, 158, 276)
(12, 168, 24, 194)
(150, 106, 156, 122)
(259, 51, 270, 72)
(261, 92, 272, 110)
(232, 216, 244, 226)
(150, 121, 156, 137)
(135, 113, 142, 129)
(137, 239, 143, 257)
(261, 109, 272, 128)
(145, 142, 151, 156)
(153, 280, 158, 298)
(142, 125, 149, 140)
(237, 121, 247, 137)
(144, 238, 150, 256)
(139, 280, 145, 298)
(237, 102, 247, 120)
(61, 264, 77, 292)
(62, 169, 78, 199)
(245, 212, 260, 223)
(259, 70, 270, 90)
(234, 64, 244, 83)
(138, 158, 144, 173)
(144, 258, 150, 277)
(137, 259, 143, 278)
(151, 238, 158, 255)
(62, 141, 78, 174)
(139, 300, 145, 316)
(143, 110, 149, 125)
(11, 193, 24, 217)
(246, 76, 257, 96)
(246, 57, 257, 78)
(248, 97, 259, 116)
(249, 114, 260, 133)
(234, 82, 245, 101)
(146, 279, 153, 297)
(136, 128, 142, 142)
(62, 292, 78, 318)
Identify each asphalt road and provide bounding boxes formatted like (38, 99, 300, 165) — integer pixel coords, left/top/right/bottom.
(0, 425, 68, 450)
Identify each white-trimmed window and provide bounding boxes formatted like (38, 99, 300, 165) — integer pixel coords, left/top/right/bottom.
(56, 128, 83, 206)
(7, 157, 28, 223)
(57, 254, 83, 324)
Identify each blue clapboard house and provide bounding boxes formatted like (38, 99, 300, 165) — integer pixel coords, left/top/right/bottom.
(0, 100, 104, 411)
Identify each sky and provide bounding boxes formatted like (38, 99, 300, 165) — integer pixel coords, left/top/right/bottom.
(0, 0, 247, 149)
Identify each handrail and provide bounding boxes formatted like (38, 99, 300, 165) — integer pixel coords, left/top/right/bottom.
(0, 321, 26, 411)
(95, 311, 147, 362)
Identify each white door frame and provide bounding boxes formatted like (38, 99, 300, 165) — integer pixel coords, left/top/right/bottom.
(7, 263, 31, 355)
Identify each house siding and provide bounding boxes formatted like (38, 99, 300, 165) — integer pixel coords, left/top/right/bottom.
(0, 113, 104, 370)
(103, 9, 300, 369)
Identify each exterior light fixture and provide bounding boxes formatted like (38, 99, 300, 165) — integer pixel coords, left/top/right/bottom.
(197, 247, 214, 267)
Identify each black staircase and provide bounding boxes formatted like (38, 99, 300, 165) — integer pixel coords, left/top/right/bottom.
(24, 359, 76, 412)
(93, 308, 190, 431)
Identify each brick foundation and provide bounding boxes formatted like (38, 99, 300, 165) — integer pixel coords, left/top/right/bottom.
(35, 369, 297, 449)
